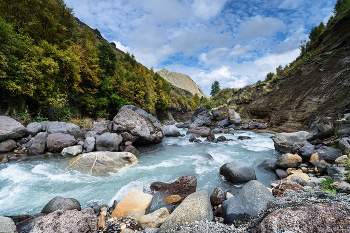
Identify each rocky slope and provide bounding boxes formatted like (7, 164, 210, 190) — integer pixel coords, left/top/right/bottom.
(157, 69, 210, 99)
(212, 13, 350, 132)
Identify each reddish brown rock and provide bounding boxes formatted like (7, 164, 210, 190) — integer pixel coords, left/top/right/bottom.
(123, 145, 139, 155)
(150, 175, 197, 199)
(210, 187, 226, 206)
(186, 127, 211, 138)
(272, 179, 305, 197)
(255, 203, 350, 233)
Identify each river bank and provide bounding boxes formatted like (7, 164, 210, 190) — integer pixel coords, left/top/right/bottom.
(1, 105, 350, 232)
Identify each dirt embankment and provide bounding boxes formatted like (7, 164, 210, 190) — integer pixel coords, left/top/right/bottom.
(221, 14, 350, 132)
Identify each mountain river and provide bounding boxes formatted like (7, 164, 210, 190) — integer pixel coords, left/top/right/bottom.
(0, 129, 279, 216)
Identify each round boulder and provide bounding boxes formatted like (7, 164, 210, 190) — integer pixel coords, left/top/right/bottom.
(0, 116, 26, 142)
(222, 180, 275, 224)
(96, 133, 122, 151)
(220, 161, 256, 184)
(0, 139, 17, 153)
(46, 133, 77, 152)
(113, 105, 164, 144)
(41, 196, 81, 214)
(164, 125, 180, 137)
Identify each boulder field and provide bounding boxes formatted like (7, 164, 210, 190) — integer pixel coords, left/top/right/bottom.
(2, 105, 350, 232)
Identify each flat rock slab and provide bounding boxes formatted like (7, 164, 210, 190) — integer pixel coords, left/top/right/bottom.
(68, 152, 138, 175)
(31, 208, 98, 233)
(111, 188, 153, 219)
(271, 131, 309, 153)
(255, 203, 350, 232)
(159, 190, 213, 232)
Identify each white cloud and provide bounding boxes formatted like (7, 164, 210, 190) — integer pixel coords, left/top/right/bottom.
(191, 0, 228, 20)
(279, 0, 303, 9)
(237, 15, 286, 42)
(63, 0, 337, 96)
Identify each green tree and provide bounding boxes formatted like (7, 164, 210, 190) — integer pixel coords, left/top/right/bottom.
(309, 22, 326, 43)
(334, 0, 350, 17)
(276, 65, 283, 76)
(210, 81, 221, 97)
(265, 72, 275, 82)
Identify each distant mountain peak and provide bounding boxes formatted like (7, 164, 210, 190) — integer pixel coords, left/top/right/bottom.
(156, 69, 210, 99)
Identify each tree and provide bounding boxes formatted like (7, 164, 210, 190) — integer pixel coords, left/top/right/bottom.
(210, 81, 220, 97)
(265, 72, 274, 82)
(334, 0, 350, 17)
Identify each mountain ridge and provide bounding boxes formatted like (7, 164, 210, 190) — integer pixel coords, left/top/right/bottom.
(156, 69, 210, 99)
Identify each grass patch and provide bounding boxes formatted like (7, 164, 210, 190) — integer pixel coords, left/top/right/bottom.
(321, 177, 337, 194)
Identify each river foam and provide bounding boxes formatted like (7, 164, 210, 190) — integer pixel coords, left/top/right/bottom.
(0, 129, 279, 216)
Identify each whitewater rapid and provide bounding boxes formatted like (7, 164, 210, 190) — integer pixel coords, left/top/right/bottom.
(0, 129, 278, 216)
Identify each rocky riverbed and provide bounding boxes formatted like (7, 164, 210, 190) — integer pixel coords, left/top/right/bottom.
(1, 106, 350, 232)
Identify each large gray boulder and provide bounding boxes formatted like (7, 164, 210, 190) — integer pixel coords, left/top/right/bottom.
(95, 132, 122, 151)
(41, 196, 81, 214)
(306, 118, 334, 141)
(46, 133, 76, 152)
(32, 208, 98, 233)
(258, 159, 277, 172)
(164, 125, 180, 137)
(299, 144, 316, 161)
(220, 161, 256, 184)
(0, 116, 26, 142)
(68, 152, 138, 175)
(91, 122, 109, 135)
(26, 122, 43, 136)
(215, 119, 229, 128)
(113, 105, 164, 144)
(46, 122, 80, 136)
(0, 139, 17, 153)
(190, 113, 212, 128)
(84, 137, 95, 152)
(256, 203, 350, 233)
(227, 109, 241, 125)
(340, 137, 350, 155)
(0, 216, 17, 233)
(310, 146, 342, 165)
(159, 191, 213, 232)
(222, 180, 275, 224)
(27, 132, 48, 155)
(271, 131, 309, 153)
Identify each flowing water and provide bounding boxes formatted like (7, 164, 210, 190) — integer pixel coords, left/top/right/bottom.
(0, 129, 279, 216)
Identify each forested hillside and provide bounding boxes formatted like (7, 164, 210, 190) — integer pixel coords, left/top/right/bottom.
(0, 0, 173, 121)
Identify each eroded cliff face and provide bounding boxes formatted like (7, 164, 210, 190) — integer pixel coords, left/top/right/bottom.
(156, 69, 210, 99)
(218, 14, 350, 132)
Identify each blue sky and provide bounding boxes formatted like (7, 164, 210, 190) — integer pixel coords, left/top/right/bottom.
(63, 0, 336, 95)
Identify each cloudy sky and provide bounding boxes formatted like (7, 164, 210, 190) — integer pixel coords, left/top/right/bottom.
(63, 0, 336, 95)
